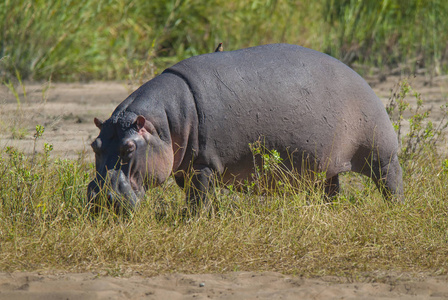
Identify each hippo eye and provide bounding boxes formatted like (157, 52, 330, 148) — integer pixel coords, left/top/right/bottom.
(119, 141, 136, 161)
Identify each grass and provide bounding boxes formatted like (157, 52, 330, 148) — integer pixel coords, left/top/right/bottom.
(1, 0, 448, 81)
(1, 145, 447, 277)
(0, 81, 447, 277)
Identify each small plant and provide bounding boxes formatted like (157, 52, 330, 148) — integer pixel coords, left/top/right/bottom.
(386, 79, 448, 166)
(3, 69, 27, 109)
(248, 140, 286, 194)
(441, 159, 448, 175)
(10, 125, 28, 139)
(32, 125, 45, 165)
(247, 140, 326, 199)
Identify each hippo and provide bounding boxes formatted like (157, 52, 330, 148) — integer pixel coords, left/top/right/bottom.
(87, 43, 403, 212)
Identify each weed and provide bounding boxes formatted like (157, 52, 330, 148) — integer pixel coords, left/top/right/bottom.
(3, 79, 20, 109)
(31, 125, 45, 165)
(10, 126, 28, 140)
(386, 79, 448, 167)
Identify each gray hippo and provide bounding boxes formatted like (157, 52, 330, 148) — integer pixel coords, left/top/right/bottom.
(87, 43, 403, 211)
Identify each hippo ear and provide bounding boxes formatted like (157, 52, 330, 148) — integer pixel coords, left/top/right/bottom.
(94, 117, 103, 130)
(135, 115, 156, 135)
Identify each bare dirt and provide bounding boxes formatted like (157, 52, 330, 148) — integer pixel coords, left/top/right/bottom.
(0, 81, 136, 160)
(1, 75, 448, 299)
(0, 271, 447, 299)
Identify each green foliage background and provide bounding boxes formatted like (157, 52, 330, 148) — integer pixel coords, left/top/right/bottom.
(1, 0, 447, 81)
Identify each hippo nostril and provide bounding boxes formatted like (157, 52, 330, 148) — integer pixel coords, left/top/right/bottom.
(128, 142, 136, 152)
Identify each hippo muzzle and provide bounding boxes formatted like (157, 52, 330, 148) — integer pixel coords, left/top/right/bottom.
(88, 114, 175, 212)
(87, 168, 144, 212)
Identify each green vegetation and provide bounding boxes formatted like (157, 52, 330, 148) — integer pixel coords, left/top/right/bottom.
(0, 82, 447, 277)
(1, 0, 448, 81)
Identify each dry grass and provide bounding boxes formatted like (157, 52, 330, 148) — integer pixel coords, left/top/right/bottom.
(1, 139, 447, 277)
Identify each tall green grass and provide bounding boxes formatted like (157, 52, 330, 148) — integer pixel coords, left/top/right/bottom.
(321, 0, 448, 74)
(1, 0, 447, 81)
(0, 81, 447, 276)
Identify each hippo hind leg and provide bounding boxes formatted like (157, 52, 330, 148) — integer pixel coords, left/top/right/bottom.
(361, 153, 404, 202)
(186, 165, 216, 214)
(378, 154, 404, 201)
(324, 174, 340, 198)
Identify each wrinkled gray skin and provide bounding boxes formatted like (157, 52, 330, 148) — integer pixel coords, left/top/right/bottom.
(87, 44, 403, 211)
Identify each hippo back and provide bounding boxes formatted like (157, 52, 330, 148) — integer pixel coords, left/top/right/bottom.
(163, 44, 395, 178)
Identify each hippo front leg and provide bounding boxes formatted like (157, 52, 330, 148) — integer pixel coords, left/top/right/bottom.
(187, 165, 215, 213)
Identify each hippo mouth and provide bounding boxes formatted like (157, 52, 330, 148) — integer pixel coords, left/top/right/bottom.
(87, 169, 145, 212)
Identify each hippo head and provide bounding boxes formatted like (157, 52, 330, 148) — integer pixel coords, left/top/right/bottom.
(87, 113, 174, 212)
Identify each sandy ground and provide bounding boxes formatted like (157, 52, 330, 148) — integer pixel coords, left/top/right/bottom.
(0, 271, 448, 300)
(0, 81, 134, 160)
(1, 74, 448, 299)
